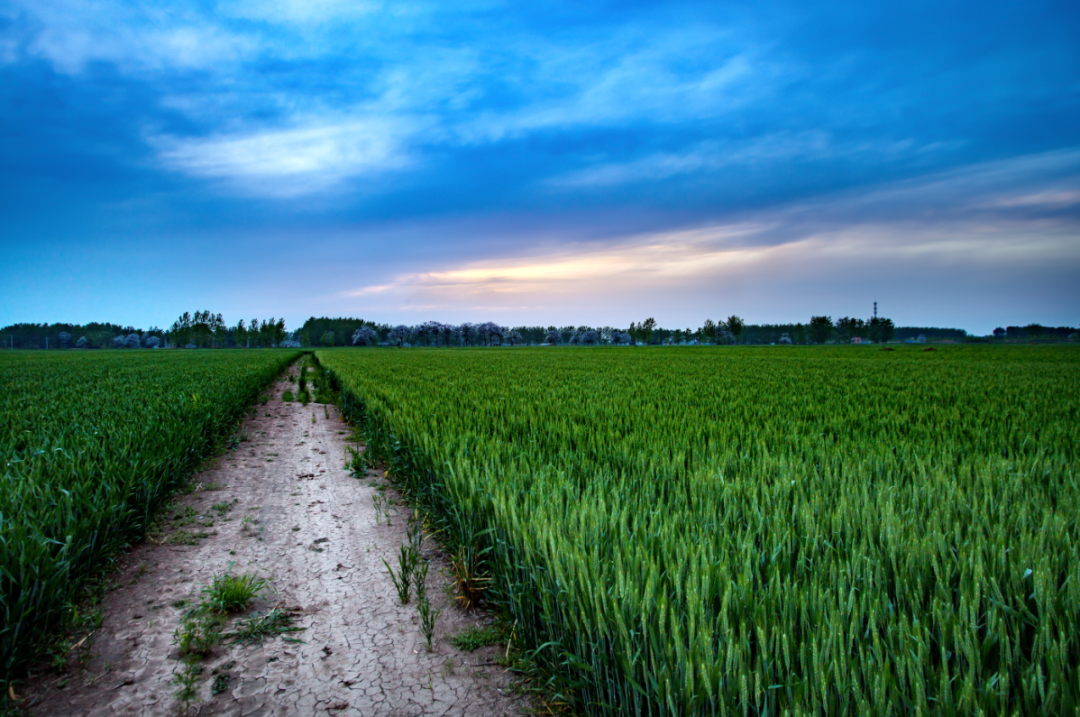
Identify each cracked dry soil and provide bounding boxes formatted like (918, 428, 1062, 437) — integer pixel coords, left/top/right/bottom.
(27, 363, 528, 717)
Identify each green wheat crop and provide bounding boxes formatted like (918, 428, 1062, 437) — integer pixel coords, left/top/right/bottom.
(319, 344, 1080, 716)
(0, 349, 299, 682)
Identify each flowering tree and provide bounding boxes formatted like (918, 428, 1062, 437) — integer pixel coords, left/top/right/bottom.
(441, 323, 456, 347)
(507, 330, 523, 346)
(458, 323, 476, 346)
(76, 336, 87, 349)
(58, 331, 71, 347)
(419, 320, 444, 346)
(145, 336, 161, 349)
(477, 322, 505, 346)
(352, 326, 378, 346)
(126, 333, 141, 348)
(388, 325, 410, 347)
(545, 329, 560, 346)
(581, 330, 599, 345)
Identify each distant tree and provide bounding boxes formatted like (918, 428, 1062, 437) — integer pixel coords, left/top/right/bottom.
(725, 316, 745, 344)
(76, 336, 88, 349)
(321, 331, 336, 347)
(507, 330, 523, 346)
(793, 323, 806, 345)
(581, 330, 599, 345)
(458, 323, 476, 346)
(58, 331, 71, 347)
(476, 322, 504, 346)
(701, 319, 716, 343)
(388, 325, 410, 347)
(835, 317, 864, 344)
(632, 317, 657, 344)
(352, 326, 378, 346)
(809, 316, 834, 344)
(440, 324, 455, 347)
(545, 329, 560, 346)
(421, 320, 445, 346)
(112, 335, 125, 348)
(126, 333, 141, 348)
(867, 317, 895, 343)
(993, 327, 1006, 338)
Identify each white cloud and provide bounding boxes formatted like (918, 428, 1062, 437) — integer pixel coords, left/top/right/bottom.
(330, 152, 1080, 326)
(218, 0, 382, 25)
(11, 0, 257, 73)
(457, 38, 768, 142)
(152, 117, 420, 196)
(980, 190, 1080, 209)
(549, 133, 834, 188)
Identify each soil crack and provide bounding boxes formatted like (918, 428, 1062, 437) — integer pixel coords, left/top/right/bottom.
(26, 361, 527, 717)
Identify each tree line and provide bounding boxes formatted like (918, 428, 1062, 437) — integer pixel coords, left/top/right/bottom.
(168, 311, 296, 348)
(3, 314, 1074, 350)
(299, 313, 954, 347)
(0, 322, 165, 350)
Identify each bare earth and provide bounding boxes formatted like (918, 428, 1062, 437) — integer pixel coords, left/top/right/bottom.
(26, 363, 527, 717)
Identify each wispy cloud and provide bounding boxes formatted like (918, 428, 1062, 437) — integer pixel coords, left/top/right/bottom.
(457, 46, 766, 143)
(218, 0, 382, 25)
(151, 116, 423, 195)
(548, 134, 832, 188)
(8, 0, 258, 73)
(547, 134, 959, 189)
(329, 152, 1080, 327)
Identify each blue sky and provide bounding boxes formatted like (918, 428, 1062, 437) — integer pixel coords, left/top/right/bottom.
(1, 0, 1078, 334)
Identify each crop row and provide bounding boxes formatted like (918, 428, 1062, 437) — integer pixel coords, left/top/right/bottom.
(0, 349, 300, 681)
(320, 345, 1080, 716)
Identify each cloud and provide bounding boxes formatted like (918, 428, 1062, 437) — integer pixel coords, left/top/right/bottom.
(458, 45, 766, 143)
(151, 116, 422, 196)
(328, 150, 1080, 328)
(980, 190, 1080, 210)
(547, 134, 963, 189)
(8, 0, 258, 73)
(219, 0, 382, 25)
(548, 134, 833, 188)
(350, 210, 1078, 303)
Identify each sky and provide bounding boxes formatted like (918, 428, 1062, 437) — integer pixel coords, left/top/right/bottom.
(1, 0, 1078, 335)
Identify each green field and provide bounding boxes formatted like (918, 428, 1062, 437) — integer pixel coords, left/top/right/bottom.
(320, 345, 1080, 716)
(0, 349, 300, 679)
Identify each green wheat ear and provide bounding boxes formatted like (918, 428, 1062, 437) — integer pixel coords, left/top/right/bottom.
(315, 344, 1080, 716)
(0, 348, 302, 680)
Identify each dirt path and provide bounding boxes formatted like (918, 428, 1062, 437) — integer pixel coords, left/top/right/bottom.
(26, 362, 527, 717)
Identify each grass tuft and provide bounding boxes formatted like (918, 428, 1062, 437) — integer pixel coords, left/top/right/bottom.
(449, 625, 504, 652)
(201, 570, 267, 614)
